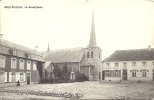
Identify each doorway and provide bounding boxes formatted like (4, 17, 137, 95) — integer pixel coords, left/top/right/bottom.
(27, 73, 30, 85)
(102, 71, 105, 80)
(123, 70, 127, 80)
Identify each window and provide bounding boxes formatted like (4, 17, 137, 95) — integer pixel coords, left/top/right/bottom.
(20, 73, 24, 81)
(19, 59, 24, 69)
(123, 62, 127, 67)
(0, 56, 5, 68)
(114, 63, 118, 67)
(13, 50, 17, 56)
(132, 62, 136, 66)
(141, 70, 146, 77)
(106, 63, 110, 67)
(33, 62, 37, 70)
(11, 72, 16, 82)
(25, 52, 31, 59)
(142, 62, 147, 66)
(106, 70, 110, 77)
(11, 58, 17, 69)
(27, 60, 31, 70)
(114, 70, 119, 77)
(87, 52, 89, 58)
(91, 52, 93, 58)
(132, 70, 136, 77)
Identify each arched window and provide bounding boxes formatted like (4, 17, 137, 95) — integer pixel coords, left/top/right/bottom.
(11, 58, 17, 69)
(0, 56, 5, 68)
(33, 62, 37, 70)
(27, 60, 31, 70)
(19, 59, 24, 69)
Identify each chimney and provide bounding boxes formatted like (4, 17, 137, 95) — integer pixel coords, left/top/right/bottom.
(0, 34, 3, 42)
(148, 45, 151, 50)
(34, 46, 38, 51)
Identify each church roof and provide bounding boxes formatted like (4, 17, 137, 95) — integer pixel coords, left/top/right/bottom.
(86, 10, 98, 48)
(44, 61, 52, 69)
(43, 47, 84, 63)
(103, 48, 154, 62)
(80, 58, 91, 66)
(0, 40, 44, 61)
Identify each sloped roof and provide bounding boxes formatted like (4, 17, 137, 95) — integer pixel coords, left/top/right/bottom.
(103, 48, 154, 62)
(43, 47, 84, 63)
(44, 61, 52, 69)
(0, 40, 44, 61)
(80, 58, 91, 66)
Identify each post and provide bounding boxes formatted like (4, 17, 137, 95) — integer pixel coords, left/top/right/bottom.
(89, 66, 90, 80)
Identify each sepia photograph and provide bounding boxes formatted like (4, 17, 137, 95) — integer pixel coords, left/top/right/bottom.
(0, 0, 154, 99)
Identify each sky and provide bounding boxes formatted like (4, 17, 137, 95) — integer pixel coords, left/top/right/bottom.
(1, 0, 154, 60)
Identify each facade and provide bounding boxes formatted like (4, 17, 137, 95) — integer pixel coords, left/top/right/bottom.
(41, 11, 102, 81)
(102, 47, 154, 82)
(0, 34, 44, 83)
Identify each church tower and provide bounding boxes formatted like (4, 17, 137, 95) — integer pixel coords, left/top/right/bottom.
(84, 10, 102, 81)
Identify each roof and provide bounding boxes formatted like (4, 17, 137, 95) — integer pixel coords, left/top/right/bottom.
(43, 47, 84, 63)
(86, 10, 98, 48)
(44, 61, 52, 69)
(80, 58, 91, 66)
(103, 48, 154, 62)
(0, 40, 44, 61)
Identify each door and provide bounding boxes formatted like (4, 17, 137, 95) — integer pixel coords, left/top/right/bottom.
(123, 70, 127, 80)
(102, 71, 105, 80)
(27, 73, 30, 84)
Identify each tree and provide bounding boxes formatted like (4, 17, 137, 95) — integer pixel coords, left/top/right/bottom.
(53, 63, 62, 79)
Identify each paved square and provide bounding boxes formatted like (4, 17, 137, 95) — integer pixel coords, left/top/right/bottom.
(0, 81, 154, 99)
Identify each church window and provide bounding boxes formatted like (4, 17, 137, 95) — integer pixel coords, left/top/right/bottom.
(87, 52, 89, 58)
(91, 52, 93, 58)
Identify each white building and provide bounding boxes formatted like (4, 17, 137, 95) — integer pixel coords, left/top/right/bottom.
(102, 47, 154, 82)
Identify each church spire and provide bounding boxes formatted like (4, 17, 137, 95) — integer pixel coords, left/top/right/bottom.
(87, 10, 98, 48)
(47, 40, 50, 52)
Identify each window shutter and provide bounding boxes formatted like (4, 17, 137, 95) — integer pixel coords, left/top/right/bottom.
(9, 72, 11, 82)
(16, 73, 20, 82)
(147, 70, 149, 78)
(119, 70, 121, 77)
(23, 73, 25, 81)
(4, 72, 7, 82)
(140, 71, 142, 78)
(129, 71, 132, 77)
(136, 70, 139, 78)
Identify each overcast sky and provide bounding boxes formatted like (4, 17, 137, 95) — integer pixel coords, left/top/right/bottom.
(1, 0, 154, 59)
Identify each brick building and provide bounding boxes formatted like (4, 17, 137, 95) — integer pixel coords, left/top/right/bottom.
(0, 34, 44, 84)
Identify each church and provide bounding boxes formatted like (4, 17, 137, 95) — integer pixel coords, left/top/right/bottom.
(41, 11, 102, 81)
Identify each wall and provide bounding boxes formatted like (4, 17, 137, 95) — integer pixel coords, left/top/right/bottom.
(0, 54, 43, 83)
(102, 60, 154, 81)
(84, 47, 102, 80)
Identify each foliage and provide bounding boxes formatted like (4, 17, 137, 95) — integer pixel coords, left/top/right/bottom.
(53, 63, 62, 79)
(39, 78, 54, 83)
(75, 71, 89, 82)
